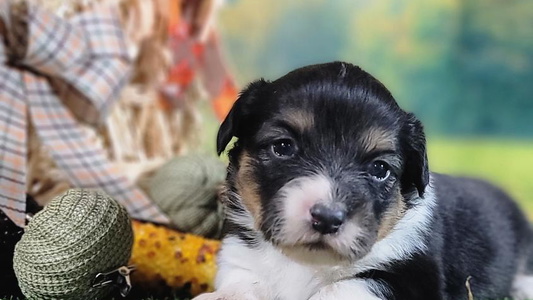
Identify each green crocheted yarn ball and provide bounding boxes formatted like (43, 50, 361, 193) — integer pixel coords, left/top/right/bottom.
(13, 189, 134, 300)
(148, 154, 226, 238)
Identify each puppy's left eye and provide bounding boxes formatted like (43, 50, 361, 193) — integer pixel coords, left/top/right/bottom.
(271, 139, 296, 157)
(369, 160, 391, 181)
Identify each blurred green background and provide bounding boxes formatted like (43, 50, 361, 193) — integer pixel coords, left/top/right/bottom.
(204, 0, 533, 216)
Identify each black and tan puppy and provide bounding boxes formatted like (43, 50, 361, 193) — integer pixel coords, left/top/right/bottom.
(194, 62, 533, 300)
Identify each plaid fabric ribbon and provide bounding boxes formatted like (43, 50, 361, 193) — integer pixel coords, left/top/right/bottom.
(0, 1, 170, 227)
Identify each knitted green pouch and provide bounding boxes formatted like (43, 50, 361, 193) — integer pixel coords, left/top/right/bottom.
(13, 189, 134, 300)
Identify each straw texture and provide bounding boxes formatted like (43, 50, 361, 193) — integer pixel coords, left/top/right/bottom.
(13, 189, 134, 300)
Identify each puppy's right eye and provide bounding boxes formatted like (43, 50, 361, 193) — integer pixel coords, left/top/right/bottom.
(271, 139, 296, 158)
(369, 160, 391, 181)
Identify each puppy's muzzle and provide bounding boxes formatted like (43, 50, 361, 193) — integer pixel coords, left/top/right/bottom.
(310, 204, 346, 234)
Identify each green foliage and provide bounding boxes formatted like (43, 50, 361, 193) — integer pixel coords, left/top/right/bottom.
(448, 0, 533, 137)
(219, 0, 533, 137)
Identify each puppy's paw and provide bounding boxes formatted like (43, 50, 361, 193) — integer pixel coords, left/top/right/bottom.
(309, 280, 383, 300)
(192, 291, 262, 300)
(191, 292, 222, 300)
(192, 293, 228, 300)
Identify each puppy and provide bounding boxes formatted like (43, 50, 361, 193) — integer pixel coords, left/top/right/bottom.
(194, 62, 533, 300)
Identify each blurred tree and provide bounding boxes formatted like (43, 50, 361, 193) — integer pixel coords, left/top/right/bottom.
(259, 0, 351, 78)
(343, 0, 462, 133)
(219, 0, 533, 137)
(218, 0, 286, 83)
(451, 0, 533, 137)
(220, 0, 351, 83)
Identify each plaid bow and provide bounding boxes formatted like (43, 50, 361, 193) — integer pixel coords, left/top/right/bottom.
(0, 1, 170, 227)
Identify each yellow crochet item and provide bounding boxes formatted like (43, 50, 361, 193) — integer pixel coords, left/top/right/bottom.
(130, 220, 220, 296)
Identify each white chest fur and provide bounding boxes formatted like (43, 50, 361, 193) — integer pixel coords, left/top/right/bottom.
(214, 184, 437, 300)
(216, 236, 350, 300)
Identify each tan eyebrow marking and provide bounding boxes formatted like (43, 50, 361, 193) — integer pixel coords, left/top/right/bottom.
(283, 109, 315, 132)
(359, 127, 397, 153)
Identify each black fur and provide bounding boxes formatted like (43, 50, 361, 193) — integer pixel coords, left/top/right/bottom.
(217, 62, 533, 300)
(359, 173, 533, 300)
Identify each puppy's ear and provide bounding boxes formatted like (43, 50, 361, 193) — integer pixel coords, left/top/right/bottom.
(217, 79, 268, 155)
(400, 113, 429, 197)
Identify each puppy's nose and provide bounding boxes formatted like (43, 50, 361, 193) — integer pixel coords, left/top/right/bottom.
(310, 204, 346, 234)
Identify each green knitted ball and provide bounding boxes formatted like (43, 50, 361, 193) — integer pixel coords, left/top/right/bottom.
(13, 189, 134, 300)
(149, 154, 227, 238)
